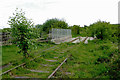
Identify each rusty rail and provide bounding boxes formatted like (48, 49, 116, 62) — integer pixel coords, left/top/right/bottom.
(1, 37, 88, 76)
(48, 57, 68, 79)
(0, 45, 58, 76)
(0, 63, 25, 76)
(70, 37, 80, 43)
(83, 37, 88, 43)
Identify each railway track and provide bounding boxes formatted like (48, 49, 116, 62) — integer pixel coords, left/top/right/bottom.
(0, 44, 59, 74)
(1, 44, 75, 78)
(0, 45, 59, 76)
(1, 37, 89, 78)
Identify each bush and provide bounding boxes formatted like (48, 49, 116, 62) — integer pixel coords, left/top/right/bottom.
(89, 21, 112, 40)
(95, 56, 110, 64)
(15, 67, 31, 74)
(107, 57, 120, 79)
(25, 61, 38, 69)
(42, 18, 68, 34)
(99, 45, 110, 50)
(8, 8, 34, 58)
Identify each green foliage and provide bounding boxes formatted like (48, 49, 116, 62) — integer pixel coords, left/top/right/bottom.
(51, 20, 68, 29)
(89, 21, 112, 40)
(35, 24, 42, 28)
(79, 27, 87, 36)
(8, 8, 34, 58)
(31, 24, 43, 38)
(42, 18, 68, 33)
(71, 25, 80, 35)
(2, 45, 22, 65)
(13, 67, 31, 75)
(0, 29, 2, 32)
(106, 52, 120, 79)
(2, 39, 119, 78)
(99, 45, 110, 50)
(25, 61, 39, 69)
(109, 24, 119, 43)
(95, 56, 110, 64)
(30, 27, 40, 38)
(86, 21, 118, 43)
(2, 28, 11, 33)
(69, 25, 90, 37)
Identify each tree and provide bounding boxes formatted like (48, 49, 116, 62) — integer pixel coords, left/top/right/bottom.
(109, 24, 119, 43)
(8, 8, 34, 58)
(51, 20, 68, 29)
(2, 28, 11, 33)
(42, 18, 68, 33)
(35, 24, 42, 28)
(89, 21, 112, 40)
(34, 24, 43, 38)
(71, 25, 80, 35)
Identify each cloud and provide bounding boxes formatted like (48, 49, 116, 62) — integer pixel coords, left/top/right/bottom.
(17, 2, 40, 9)
(0, 0, 119, 29)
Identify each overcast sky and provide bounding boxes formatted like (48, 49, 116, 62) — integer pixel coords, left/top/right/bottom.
(0, 0, 119, 29)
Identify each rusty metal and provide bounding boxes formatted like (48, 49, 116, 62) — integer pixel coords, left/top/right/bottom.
(1, 37, 88, 77)
(48, 57, 68, 79)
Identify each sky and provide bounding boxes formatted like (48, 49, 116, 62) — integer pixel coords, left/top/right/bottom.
(0, 0, 119, 29)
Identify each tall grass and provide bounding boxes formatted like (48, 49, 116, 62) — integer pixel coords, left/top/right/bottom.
(55, 40, 119, 78)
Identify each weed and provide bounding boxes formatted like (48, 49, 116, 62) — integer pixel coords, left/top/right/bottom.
(25, 61, 38, 69)
(34, 58, 42, 63)
(99, 45, 110, 50)
(95, 56, 110, 64)
(13, 67, 31, 75)
(89, 49, 94, 52)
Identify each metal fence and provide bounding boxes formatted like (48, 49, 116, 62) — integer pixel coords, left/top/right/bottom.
(50, 28, 72, 44)
(51, 28, 71, 39)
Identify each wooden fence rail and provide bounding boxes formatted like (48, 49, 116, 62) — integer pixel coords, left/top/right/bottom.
(0, 32, 12, 45)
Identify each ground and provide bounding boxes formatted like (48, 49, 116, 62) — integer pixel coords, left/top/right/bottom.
(1, 39, 119, 79)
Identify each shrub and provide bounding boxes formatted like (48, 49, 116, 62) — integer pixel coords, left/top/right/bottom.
(89, 21, 112, 40)
(8, 8, 34, 58)
(25, 61, 38, 69)
(95, 56, 110, 64)
(99, 45, 110, 50)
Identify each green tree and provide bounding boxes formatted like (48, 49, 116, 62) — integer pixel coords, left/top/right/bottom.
(51, 20, 68, 29)
(42, 18, 68, 33)
(35, 24, 43, 38)
(35, 24, 42, 28)
(8, 8, 34, 58)
(109, 24, 119, 43)
(71, 25, 80, 35)
(2, 28, 11, 33)
(89, 21, 112, 40)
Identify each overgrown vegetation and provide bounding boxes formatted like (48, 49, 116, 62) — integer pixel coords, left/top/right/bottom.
(69, 21, 119, 43)
(8, 8, 34, 58)
(1, 8, 119, 79)
(42, 18, 68, 34)
(54, 40, 119, 79)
